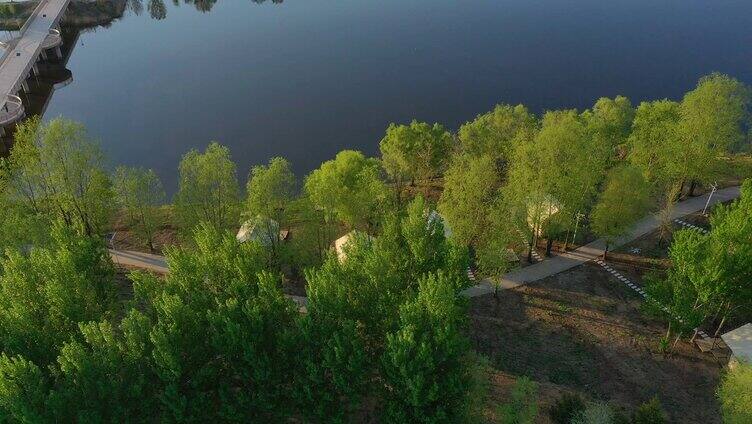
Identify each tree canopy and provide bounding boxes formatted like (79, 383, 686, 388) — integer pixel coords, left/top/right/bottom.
(380, 120, 454, 183)
(304, 150, 388, 229)
(174, 142, 240, 233)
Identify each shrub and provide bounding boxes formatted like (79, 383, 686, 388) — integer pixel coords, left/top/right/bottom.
(572, 402, 614, 424)
(497, 376, 539, 424)
(549, 393, 586, 424)
(632, 396, 667, 424)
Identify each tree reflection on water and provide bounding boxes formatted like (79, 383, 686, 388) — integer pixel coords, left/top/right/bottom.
(128, 0, 283, 20)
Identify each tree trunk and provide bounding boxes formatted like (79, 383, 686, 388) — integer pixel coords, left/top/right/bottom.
(527, 234, 535, 263)
(689, 180, 698, 197)
(545, 238, 554, 257)
(602, 242, 609, 261)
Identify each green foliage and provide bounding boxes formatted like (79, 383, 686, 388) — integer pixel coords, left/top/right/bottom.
(438, 153, 499, 246)
(113, 166, 165, 252)
(380, 120, 454, 182)
(497, 376, 539, 424)
(646, 179, 752, 339)
(505, 110, 608, 250)
(174, 142, 240, 233)
(572, 402, 616, 424)
(244, 157, 297, 266)
(0, 223, 117, 366)
(0, 354, 48, 422)
(549, 393, 586, 424)
(296, 199, 470, 422)
(0, 117, 115, 237)
(717, 362, 752, 424)
(582, 96, 635, 157)
(628, 100, 683, 190)
(245, 156, 296, 220)
(304, 150, 388, 229)
(458, 104, 537, 172)
(590, 165, 651, 250)
(381, 272, 471, 423)
(632, 396, 667, 424)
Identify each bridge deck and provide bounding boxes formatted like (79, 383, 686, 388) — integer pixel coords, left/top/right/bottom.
(0, 0, 70, 112)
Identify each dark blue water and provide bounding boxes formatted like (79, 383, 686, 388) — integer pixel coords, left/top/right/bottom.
(44, 0, 752, 192)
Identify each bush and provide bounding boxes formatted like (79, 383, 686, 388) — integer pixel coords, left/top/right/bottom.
(717, 363, 752, 424)
(632, 396, 667, 424)
(549, 393, 586, 424)
(572, 402, 614, 424)
(497, 376, 539, 424)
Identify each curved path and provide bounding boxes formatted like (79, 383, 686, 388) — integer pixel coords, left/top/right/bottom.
(462, 185, 741, 297)
(109, 186, 740, 306)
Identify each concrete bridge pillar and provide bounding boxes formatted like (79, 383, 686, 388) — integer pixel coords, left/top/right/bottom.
(21, 81, 29, 92)
(40, 50, 48, 61)
(54, 46, 62, 59)
(32, 63, 39, 76)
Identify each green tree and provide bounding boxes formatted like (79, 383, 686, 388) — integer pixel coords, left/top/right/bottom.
(132, 223, 298, 421)
(438, 154, 499, 246)
(380, 120, 453, 184)
(244, 157, 297, 265)
(590, 165, 651, 258)
(627, 100, 683, 239)
(677, 73, 751, 195)
(717, 363, 752, 424)
(174, 142, 240, 233)
(582, 95, 634, 162)
(458, 104, 537, 172)
(381, 272, 471, 423)
(504, 110, 607, 258)
(304, 150, 388, 230)
(0, 223, 118, 366)
(113, 166, 165, 252)
(1, 117, 114, 236)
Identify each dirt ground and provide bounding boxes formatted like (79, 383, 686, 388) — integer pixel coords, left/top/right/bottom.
(468, 263, 727, 423)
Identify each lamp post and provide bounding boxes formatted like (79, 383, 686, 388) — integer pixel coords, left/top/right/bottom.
(702, 182, 718, 216)
(571, 212, 584, 249)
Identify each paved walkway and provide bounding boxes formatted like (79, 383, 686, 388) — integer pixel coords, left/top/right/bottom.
(461, 186, 740, 297)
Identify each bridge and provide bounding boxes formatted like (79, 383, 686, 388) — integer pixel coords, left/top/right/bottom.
(0, 0, 71, 127)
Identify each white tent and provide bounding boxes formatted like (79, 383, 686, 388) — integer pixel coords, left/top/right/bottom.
(334, 230, 373, 261)
(721, 323, 752, 368)
(236, 217, 280, 246)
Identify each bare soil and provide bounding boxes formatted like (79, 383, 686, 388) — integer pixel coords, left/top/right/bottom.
(468, 263, 727, 423)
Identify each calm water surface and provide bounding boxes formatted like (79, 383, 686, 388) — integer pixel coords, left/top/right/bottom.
(44, 0, 752, 192)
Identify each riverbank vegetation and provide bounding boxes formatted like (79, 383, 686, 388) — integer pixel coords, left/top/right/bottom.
(0, 73, 750, 421)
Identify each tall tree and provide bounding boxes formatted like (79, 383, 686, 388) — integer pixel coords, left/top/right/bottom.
(304, 150, 388, 230)
(590, 165, 651, 258)
(677, 73, 752, 195)
(438, 154, 499, 246)
(244, 157, 296, 261)
(504, 110, 607, 258)
(458, 104, 537, 173)
(581, 95, 635, 162)
(627, 100, 683, 238)
(1, 117, 114, 237)
(113, 166, 165, 252)
(380, 120, 453, 184)
(174, 142, 240, 233)
(381, 272, 471, 423)
(0, 223, 118, 367)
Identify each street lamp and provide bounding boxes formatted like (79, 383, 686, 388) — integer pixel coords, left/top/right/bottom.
(702, 182, 718, 216)
(571, 212, 584, 249)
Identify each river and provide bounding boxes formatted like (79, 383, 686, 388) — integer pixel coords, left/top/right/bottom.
(40, 0, 752, 192)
